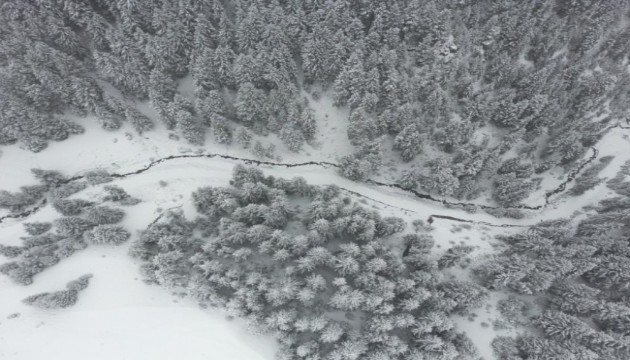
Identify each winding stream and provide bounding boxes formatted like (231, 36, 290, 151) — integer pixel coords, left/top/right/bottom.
(1, 123, 627, 228)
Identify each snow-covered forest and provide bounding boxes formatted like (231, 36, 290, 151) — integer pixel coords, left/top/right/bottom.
(1, 0, 630, 359)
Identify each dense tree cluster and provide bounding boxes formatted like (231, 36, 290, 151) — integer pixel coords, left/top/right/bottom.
(22, 274, 92, 309)
(477, 164, 630, 359)
(0, 168, 71, 214)
(0, 229, 85, 285)
(1, 1, 628, 205)
(0, 184, 47, 214)
(131, 165, 485, 359)
(0, 181, 131, 285)
(570, 155, 614, 196)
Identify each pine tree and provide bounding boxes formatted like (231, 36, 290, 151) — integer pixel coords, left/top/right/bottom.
(236, 127, 253, 148)
(280, 125, 305, 152)
(394, 124, 423, 161)
(347, 108, 380, 146)
(235, 82, 266, 127)
(125, 107, 154, 134)
(339, 141, 383, 181)
(148, 69, 178, 129)
(333, 50, 366, 107)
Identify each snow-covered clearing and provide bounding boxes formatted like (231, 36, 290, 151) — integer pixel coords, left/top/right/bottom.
(0, 244, 276, 360)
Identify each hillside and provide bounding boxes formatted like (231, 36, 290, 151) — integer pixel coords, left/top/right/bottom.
(2, 1, 630, 359)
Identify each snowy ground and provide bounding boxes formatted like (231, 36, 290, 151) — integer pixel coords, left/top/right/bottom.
(0, 162, 278, 360)
(1, 116, 628, 359)
(0, 246, 276, 360)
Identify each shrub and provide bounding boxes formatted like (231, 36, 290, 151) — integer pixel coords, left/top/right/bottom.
(103, 185, 140, 205)
(103, 185, 129, 202)
(83, 206, 125, 224)
(376, 217, 406, 237)
(252, 141, 276, 159)
(66, 273, 93, 291)
(52, 199, 95, 216)
(0, 185, 47, 213)
(21, 233, 65, 248)
(0, 245, 23, 258)
(438, 245, 475, 269)
(55, 238, 88, 259)
(23, 222, 52, 236)
(84, 169, 113, 185)
(31, 168, 67, 188)
(50, 182, 88, 198)
(497, 296, 530, 325)
(0, 261, 36, 285)
(23, 290, 79, 309)
(83, 225, 130, 245)
(55, 217, 96, 238)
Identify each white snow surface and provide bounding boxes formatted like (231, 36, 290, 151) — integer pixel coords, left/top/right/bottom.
(0, 245, 276, 360)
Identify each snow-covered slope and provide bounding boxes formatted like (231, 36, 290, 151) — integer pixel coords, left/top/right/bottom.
(0, 165, 278, 359)
(1, 121, 629, 360)
(0, 245, 277, 360)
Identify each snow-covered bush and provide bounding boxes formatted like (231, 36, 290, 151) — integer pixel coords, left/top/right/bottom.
(84, 169, 113, 185)
(0, 261, 36, 285)
(0, 245, 23, 258)
(52, 199, 94, 216)
(83, 206, 125, 224)
(23, 290, 79, 309)
(0, 185, 47, 213)
(103, 185, 140, 205)
(497, 296, 530, 325)
(83, 225, 130, 245)
(22, 275, 92, 309)
(438, 245, 474, 269)
(0, 240, 70, 285)
(66, 273, 93, 291)
(50, 182, 88, 198)
(23, 222, 52, 236)
(55, 217, 96, 238)
(31, 168, 67, 188)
